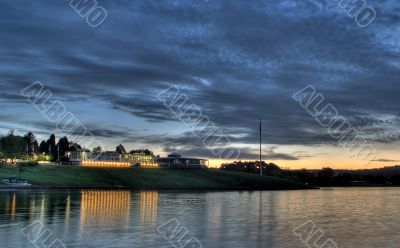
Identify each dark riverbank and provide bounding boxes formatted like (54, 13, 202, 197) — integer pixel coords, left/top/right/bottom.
(0, 166, 314, 190)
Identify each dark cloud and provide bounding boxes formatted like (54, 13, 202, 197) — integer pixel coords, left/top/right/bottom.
(263, 146, 299, 161)
(131, 131, 301, 160)
(1, 0, 400, 159)
(162, 145, 300, 161)
(371, 159, 400, 163)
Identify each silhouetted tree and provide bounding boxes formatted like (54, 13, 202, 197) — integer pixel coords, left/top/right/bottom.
(264, 163, 283, 176)
(93, 146, 103, 153)
(24, 132, 36, 156)
(391, 175, 400, 185)
(33, 140, 38, 155)
(129, 149, 154, 155)
(317, 167, 335, 186)
(68, 142, 82, 151)
(48, 134, 57, 161)
(57, 136, 70, 158)
(116, 144, 126, 154)
(221, 161, 269, 174)
(57, 137, 71, 162)
(335, 173, 353, 186)
(0, 131, 27, 162)
(293, 169, 317, 185)
(319, 167, 335, 177)
(0, 150, 4, 163)
(39, 140, 48, 154)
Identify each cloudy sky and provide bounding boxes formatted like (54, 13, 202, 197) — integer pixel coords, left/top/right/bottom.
(1, 0, 400, 168)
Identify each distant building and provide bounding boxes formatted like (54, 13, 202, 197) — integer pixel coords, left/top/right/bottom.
(66, 151, 208, 169)
(156, 153, 208, 169)
(66, 151, 158, 168)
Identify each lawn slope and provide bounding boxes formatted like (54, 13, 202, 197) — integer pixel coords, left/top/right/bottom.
(0, 166, 313, 190)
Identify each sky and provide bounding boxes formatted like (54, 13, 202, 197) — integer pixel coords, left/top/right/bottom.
(1, 0, 400, 169)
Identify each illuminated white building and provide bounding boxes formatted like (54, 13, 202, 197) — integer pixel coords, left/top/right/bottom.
(66, 151, 208, 169)
(66, 151, 158, 168)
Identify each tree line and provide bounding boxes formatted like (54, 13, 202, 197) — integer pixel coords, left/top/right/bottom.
(221, 161, 400, 186)
(0, 130, 82, 163)
(114, 144, 154, 155)
(0, 130, 155, 164)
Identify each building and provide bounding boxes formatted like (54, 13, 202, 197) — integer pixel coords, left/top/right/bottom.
(66, 151, 208, 169)
(66, 151, 158, 168)
(156, 153, 208, 169)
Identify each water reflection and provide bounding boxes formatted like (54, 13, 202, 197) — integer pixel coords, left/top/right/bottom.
(2, 189, 400, 248)
(0, 190, 162, 227)
(139, 191, 158, 224)
(80, 190, 131, 229)
(10, 192, 16, 222)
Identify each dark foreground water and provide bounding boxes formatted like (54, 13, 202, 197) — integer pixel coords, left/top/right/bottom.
(0, 188, 399, 248)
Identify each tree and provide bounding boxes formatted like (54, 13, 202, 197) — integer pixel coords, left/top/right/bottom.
(45, 139, 51, 153)
(129, 149, 154, 155)
(265, 163, 283, 176)
(0, 150, 5, 163)
(68, 142, 82, 151)
(293, 169, 317, 185)
(317, 167, 335, 186)
(143, 149, 154, 156)
(220, 161, 262, 174)
(39, 140, 48, 154)
(116, 144, 126, 154)
(24, 132, 37, 156)
(93, 146, 103, 153)
(57, 137, 70, 156)
(33, 140, 38, 155)
(319, 167, 335, 178)
(57, 137, 70, 162)
(48, 134, 57, 161)
(0, 131, 27, 162)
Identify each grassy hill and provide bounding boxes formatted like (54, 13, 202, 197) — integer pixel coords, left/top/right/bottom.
(0, 165, 313, 190)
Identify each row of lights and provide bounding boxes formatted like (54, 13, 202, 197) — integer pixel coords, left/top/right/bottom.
(140, 163, 160, 167)
(82, 161, 131, 167)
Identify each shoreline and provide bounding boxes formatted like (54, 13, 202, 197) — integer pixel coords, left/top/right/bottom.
(4, 184, 400, 190)
(0, 184, 317, 191)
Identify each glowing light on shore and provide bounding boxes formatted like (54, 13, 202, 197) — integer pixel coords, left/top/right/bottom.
(81, 160, 132, 168)
(81, 160, 160, 168)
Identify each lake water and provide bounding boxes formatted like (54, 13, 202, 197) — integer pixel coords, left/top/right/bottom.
(0, 188, 399, 248)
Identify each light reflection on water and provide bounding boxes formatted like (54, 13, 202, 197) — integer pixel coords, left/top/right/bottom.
(80, 191, 131, 231)
(0, 188, 400, 247)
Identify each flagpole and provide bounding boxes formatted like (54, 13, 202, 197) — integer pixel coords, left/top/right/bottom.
(260, 117, 262, 176)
